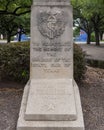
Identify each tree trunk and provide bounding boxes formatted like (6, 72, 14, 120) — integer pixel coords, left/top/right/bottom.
(7, 33, 11, 43)
(95, 30, 100, 46)
(87, 31, 91, 44)
(100, 31, 103, 41)
(18, 26, 24, 42)
(18, 31, 22, 42)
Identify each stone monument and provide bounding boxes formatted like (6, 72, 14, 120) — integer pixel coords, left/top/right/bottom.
(17, 0, 85, 130)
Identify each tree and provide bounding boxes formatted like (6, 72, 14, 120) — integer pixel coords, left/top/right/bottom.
(16, 14, 30, 42)
(0, 13, 30, 43)
(99, 23, 104, 41)
(0, 15, 18, 42)
(0, 0, 31, 43)
(71, 0, 104, 45)
(71, 0, 93, 44)
(0, 0, 31, 16)
(90, 0, 104, 45)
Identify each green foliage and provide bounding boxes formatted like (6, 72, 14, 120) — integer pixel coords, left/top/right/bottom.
(73, 27, 80, 37)
(87, 59, 104, 69)
(74, 44, 86, 81)
(0, 42, 30, 83)
(0, 0, 31, 43)
(71, 0, 104, 45)
(0, 0, 31, 16)
(91, 33, 95, 42)
(0, 12, 30, 43)
(0, 43, 86, 83)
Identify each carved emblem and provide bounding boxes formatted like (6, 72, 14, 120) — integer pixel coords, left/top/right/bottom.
(42, 103, 55, 111)
(47, 103, 55, 111)
(37, 11, 67, 39)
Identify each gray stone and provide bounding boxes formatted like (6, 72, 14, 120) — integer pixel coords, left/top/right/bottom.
(30, 5, 73, 79)
(34, 0, 70, 2)
(33, 0, 70, 6)
(25, 79, 77, 121)
(17, 81, 84, 130)
(17, 0, 85, 130)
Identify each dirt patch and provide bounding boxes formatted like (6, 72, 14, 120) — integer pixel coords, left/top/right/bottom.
(0, 82, 24, 130)
(79, 66, 104, 130)
(0, 66, 104, 130)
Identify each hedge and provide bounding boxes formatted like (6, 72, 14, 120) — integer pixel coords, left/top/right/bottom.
(86, 59, 104, 69)
(0, 42, 86, 83)
(0, 42, 30, 83)
(74, 44, 86, 81)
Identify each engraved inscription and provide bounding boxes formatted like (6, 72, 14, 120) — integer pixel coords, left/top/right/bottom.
(34, 85, 71, 95)
(31, 42, 72, 69)
(31, 9, 72, 75)
(37, 11, 67, 39)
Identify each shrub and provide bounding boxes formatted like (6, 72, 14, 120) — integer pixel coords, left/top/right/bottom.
(74, 44, 86, 81)
(87, 59, 104, 69)
(0, 42, 86, 83)
(0, 42, 30, 83)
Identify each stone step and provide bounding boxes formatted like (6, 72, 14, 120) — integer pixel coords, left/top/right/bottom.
(17, 81, 84, 130)
(25, 79, 77, 121)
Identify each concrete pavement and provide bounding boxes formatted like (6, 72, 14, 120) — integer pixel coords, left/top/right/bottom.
(78, 43, 104, 61)
(0, 40, 7, 44)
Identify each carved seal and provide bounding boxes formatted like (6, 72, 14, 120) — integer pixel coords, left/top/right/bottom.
(37, 11, 67, 39)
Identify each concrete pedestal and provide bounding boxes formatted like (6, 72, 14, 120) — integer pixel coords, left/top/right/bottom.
(17, 81, 84, 130)
(25, 79, 77, 121)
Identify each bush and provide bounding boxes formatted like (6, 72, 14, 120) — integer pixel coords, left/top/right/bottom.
(74, 44, 86, 81)
(87, 59, 104, 69)
(0, 42, 86, 83)
(0, 42, 30, 83)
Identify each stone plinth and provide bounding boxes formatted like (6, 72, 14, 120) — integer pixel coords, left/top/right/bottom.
(17, 81, 84, 130)
(25, 79, 77, 121)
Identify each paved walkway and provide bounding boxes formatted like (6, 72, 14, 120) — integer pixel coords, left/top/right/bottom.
(0, 40, 17, 44)
(0, 40, 7, 44)
(78, 43, 104, 61)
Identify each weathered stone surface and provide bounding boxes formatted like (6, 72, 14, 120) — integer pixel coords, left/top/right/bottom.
(17, 81, 84, 130)
(17, 0, 85, 130)
(25, 79, 77, 121)
(33, 0, 70, 6)
(34, 0, 70, 2)
(30, 5, 73, 79)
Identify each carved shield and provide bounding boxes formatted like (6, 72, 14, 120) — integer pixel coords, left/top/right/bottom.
(37, 11, 66, 39)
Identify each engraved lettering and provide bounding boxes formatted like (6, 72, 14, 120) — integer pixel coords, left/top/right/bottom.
(51, 63, 61, 67)
(32, 58, 52, 62)
(33, 47, 42, 52)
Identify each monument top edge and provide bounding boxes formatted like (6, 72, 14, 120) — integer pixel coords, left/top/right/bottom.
(33, 0, 70, 2)
(33, 0, 70, 5)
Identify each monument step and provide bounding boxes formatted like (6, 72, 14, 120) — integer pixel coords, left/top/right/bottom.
(17, 81, 84, 130)
(24, 79, 77, 121)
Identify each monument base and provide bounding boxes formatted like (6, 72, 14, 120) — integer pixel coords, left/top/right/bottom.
(25, 79, 77, 121)
(17, 81, 85, 130)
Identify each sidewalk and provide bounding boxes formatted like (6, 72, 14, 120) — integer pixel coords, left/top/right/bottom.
(78, 43, 104, 61)
(0, 40, 7, 44)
